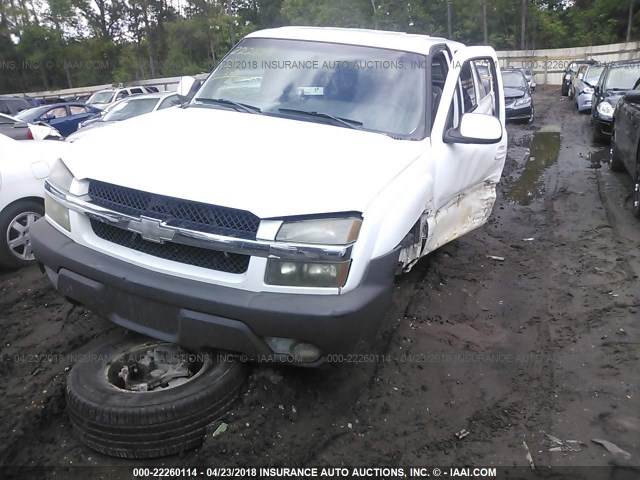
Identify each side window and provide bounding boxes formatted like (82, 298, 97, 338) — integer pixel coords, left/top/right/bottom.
(130, 88, 144, 95)
(69, 105, 87, 115)
(471, 59, 497, 117)
(116, 91, 129, 100)
(448, 57, 499, 131)
(158, 95, 181, 110)
(47, 107, 67, 118)
(459, 62, 477, 113)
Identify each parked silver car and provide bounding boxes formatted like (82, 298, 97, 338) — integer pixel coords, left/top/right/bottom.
(573, 64, 604, 113)
(520, 67, 536, 91)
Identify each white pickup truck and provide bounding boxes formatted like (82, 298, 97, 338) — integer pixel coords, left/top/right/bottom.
(31, 26, 508, 459)
(33, 26, 506, 364)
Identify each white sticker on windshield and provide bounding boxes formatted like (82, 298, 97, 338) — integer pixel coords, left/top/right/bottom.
(298, 87, 324, 96)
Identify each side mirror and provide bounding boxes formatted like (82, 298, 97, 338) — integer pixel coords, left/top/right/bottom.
(444, 113, 503, 145)
(177, 76, 199, 103)
(624, 91, 640, 104)
(42, 113, 55, 121)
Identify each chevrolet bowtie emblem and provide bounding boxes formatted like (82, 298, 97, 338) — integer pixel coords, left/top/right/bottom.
(127, 216, 175, 244)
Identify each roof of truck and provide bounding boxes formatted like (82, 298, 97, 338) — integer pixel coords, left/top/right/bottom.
(246, 26, 465, 55)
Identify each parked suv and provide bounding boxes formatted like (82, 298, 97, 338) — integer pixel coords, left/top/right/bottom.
(31, 27, 508, 458)
(0, 96, 32, 115)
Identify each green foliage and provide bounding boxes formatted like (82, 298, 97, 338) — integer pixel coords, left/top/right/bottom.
(1, 0, 638, 93)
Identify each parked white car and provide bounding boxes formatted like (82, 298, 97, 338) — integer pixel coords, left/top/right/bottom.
(0, 133, 68, 268)
(31, 26, 507, 458)
(85, 85, 155, 110)
(67, 92, 181, 142)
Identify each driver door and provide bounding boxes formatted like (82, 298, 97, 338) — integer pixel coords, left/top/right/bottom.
(425, 46, 507, 253)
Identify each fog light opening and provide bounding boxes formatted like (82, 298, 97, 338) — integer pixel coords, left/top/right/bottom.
(291, 342, 322, 363)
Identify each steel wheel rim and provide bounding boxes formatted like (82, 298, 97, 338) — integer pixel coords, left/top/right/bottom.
(104, 342, 211, 393)
(6, 211, 41, 261)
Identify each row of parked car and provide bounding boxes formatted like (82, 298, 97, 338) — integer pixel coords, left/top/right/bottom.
(0, 84, 182, 269)
(0, 85, 179, 141)
(562, 58, 640, 218)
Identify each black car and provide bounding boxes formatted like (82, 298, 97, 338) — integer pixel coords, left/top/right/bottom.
(591, 59, 640, 143)
(610, 81, 640, 218)
(501, 68, 534, 123)
(562, 60, 598, 97)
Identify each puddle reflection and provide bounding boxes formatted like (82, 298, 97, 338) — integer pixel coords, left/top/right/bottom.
(506, 130, 561, 205)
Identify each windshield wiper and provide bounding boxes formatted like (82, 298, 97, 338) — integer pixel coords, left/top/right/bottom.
(277, 108, 363, 129)
(194, 98, 261, 113)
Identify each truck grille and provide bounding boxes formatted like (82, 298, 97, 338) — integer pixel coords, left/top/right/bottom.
(91, 220, 250, 274)
(88, 180, 260, 239)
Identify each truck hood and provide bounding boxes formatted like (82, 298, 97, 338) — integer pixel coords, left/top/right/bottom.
(63, 106, 424, 218)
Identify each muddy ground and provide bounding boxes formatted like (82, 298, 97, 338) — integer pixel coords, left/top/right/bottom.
(0, 87, 639, 478)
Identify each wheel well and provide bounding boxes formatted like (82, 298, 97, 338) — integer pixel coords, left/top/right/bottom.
(0, 196, 44, 217)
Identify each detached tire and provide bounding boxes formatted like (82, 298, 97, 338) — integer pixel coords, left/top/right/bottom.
(66, 338, 247, 458)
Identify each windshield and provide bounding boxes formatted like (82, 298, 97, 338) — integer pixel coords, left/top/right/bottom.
(604, 65, 640, 90)
(87, 91, 115, 104)
(584, 66, 603, 84)
(501, 71, 526, 89)
(195, 38, 427, 138)
(15, 106, 48, 121)
(103, 97, 158, 121)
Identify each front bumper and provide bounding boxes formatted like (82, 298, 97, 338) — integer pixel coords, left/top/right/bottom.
(505, 103, 533, 121)
(591, 116, 613, 137)
(576, 93, 593, 112)
(31, 219, 399, 363)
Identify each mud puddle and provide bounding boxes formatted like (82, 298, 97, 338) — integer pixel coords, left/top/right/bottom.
(505, 126, 561, 205)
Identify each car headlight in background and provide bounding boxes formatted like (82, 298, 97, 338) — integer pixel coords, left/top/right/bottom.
(266, 216, 362, 287)
(597, 101, 614, 120)
(514, 96, 532, 106)
(564, 73, 571, 80)
(45, 159, 74, 231)
(582, 87, 594, 95)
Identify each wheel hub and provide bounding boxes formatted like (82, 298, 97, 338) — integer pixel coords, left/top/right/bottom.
(106, 343, 207, 392)
(6, 211, 41, 261)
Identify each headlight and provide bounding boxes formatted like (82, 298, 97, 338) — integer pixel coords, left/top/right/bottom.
(48, 159, 74, 191)
(514, 96, 531, 106)
(266, 216, 361, 287)
(597, 101, 614, 119)
(45, 159, 74, 231)
(583, 87, 594, 94)
(276, 217, 362, 245)
(564, 73, 571, 80)
(265, 260, 350, 288)
(45, 195, 71, 231)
